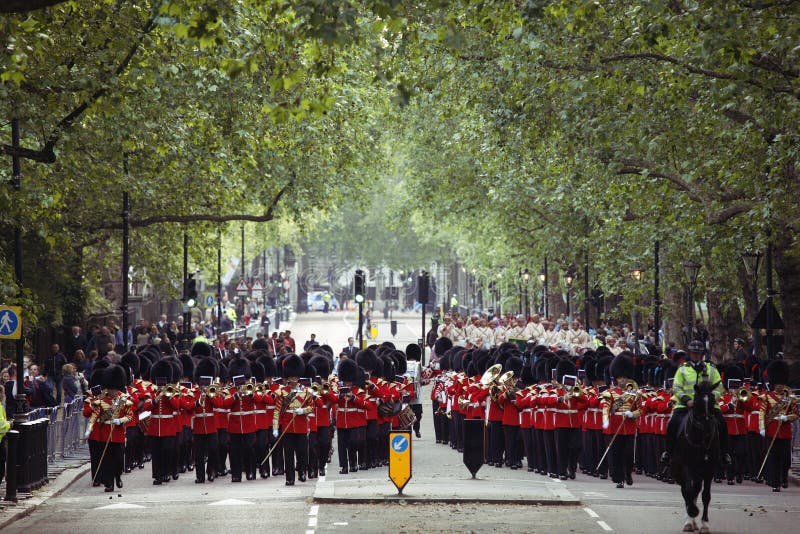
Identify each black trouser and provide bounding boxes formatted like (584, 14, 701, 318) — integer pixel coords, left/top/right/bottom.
(448, 411, 457, 447)
(487, 421, 504, 464)
(217, 429, 230, 475)
(0, 439, 6, 484)
(317, 425, 331, 469)
(533, 428, 546, 473)
(283, 433, 308, 482)
(764, 437, 791, 488)
(272, 427, 284, 474)
(308, 430, 318, 474)
(503, 425, 521, 466)
(542, 429, 557, 475)
(378, 422, 390, 463)
(178, 425, 192, 471)
(125, 426, 143, 469)
(555, 427, 581, 477)
(365, 420, 378, 467)
(253, 429, 268, 476)
(100, 442, 124, 489)
(522, 427, 534, 469)
(89, 438, 104, 482)
(610, 434, 634, 484)
(454, 412, 464, 451)
(746, 431, 762, 478)
(228, 432, 255, 480)
(411, 404, 422, 434)
(439, 407, 450, 444)
(583, 429, 602, 474)
(193, 433, 219, 481)
(337, 427, 359, 469)
(150, 435, 176, 481)
(727, 434, 746, 481)
(432, 401, 443, 441)
(597, 433, 611, 477)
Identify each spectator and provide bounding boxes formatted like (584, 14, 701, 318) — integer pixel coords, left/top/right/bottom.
(73, 349, 87, 374)
(0, 384, 10, 484)
(66, 325, 87, 360)
(26, 364, 57, 408)
(283, 330, 296, 351)
(93, 326, 115, 358)
(61, 363, 80, 403)
(303, 334, 317, 351)
(44, 343, 67, 403)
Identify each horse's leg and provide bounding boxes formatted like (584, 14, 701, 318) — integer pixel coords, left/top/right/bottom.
(699, 475, 712, 533)
(681, 469, 699, 519)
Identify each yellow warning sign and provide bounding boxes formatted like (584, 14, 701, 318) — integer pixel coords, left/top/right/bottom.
(388, 430, 412, 494)
(0, 306, 22, 339)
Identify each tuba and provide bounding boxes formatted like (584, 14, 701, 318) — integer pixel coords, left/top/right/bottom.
(480, 364, 503, 386)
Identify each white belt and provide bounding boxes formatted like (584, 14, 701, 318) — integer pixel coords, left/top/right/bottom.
(535, 409, 545, 413)
(229, 411, 253, 416)
(194, 413, 214, 418)
(469, 402, 486, 408)
(339, 408, 359, 412)
(213, 408, 227, 413)
(724, 414, 744, 419)
(521, 408, 533, 414)
(151, 414, 172, 419)
(553, 409, 578, 414)
(587, 408, 602, 413)
(253, 410, 267, 414)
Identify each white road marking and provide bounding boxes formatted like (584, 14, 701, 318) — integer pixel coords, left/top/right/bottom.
(208, 498, 254, 506)
(584, 507, 599, 518)
(95, 503, 145, 510)
(333, 522, 349, 526)
(306, 530, 315, 534)
(597, 520, 613, 531)
(308, 517, 318, 527)
(309, 505, 319, 516)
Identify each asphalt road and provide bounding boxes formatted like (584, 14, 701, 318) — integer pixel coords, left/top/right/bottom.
(6, 313, 799, 534)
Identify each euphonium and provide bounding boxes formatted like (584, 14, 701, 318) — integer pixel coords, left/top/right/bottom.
(241, 383, 255, 396)
(205, 384, 221, 398)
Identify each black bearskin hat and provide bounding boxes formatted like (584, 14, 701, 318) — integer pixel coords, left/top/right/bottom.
(281, 354, 304, 378)
(258, 355, 278, 378)
(556, 358, 577, 382)
(228, 357, 252, 380)
(309, 355, 331, 378)
(194, 357, 218, 382)
(151, 359, 174, 383)
(138, 354, 151, 380)
(595, 357, 612, 384)
(504, 356, 524, 376)
(767, 359, 789, 386)
(434, 337, 453, 356)
(405, 343, 422, 362)
(610, 354, 635, 380)
(104, 364, 128, 390)
(338, 358, 359, 383)
(724, 363, 744, 382)
(395, 351, 408, 375)
(121, 352, 140, 380)
(89, 367, 106, 389)
(251, 360, 266, 383)
(191, 341, 212, 358)
(319, 344, 334, 357)
(179, 354, 195, 380)
(355, 349, 379, 373)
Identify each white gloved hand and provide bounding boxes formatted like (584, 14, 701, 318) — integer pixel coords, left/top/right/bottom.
(272, 428, 279, 438)
(624, 410, 635, 419)
(84, 428, 92, 438)
(778, 415, 789, 422)
(294, 408, 305, 415)
(760, 429, 766, 437)
(602, 419, 609, 430)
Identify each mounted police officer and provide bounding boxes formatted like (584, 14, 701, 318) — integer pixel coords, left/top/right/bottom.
(661, 340, 729, 466)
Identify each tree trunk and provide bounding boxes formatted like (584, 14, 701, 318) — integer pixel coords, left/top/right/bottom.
(663, 287, 684, 351)
(705, 289, 743, 364)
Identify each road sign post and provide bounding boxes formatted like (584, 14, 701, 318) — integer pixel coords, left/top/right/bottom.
(388, 430, 412, 494)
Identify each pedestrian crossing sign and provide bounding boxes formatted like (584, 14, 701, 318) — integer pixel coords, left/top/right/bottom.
(0, 306, 22, 339)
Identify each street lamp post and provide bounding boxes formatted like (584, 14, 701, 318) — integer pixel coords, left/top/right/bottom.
(653, 241, 661, 354)
(741, 249, 762, 357)
(522, 269, 530, 317)
(564, 269, 575, 321)
(631, 266, 643, 357)
(683, 259, 701, 346)
(539, 263, 547, 318)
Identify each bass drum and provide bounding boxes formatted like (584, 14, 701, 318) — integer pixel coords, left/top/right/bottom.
(395, 405, 417, 430)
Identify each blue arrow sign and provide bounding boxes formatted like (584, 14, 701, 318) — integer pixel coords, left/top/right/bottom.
(391, 434, 409, 453)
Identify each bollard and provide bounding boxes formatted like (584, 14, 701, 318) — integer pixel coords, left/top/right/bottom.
(4, 429, 20, 502)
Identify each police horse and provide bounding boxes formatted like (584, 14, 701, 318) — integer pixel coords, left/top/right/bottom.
(671, 381, 721, 533)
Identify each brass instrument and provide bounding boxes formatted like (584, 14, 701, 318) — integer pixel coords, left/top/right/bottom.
(737, 387, 751, 404)
(255, 383, 268, 395)
(241, 382, 256, 396)
(161, 384, 180, 399)
(570, 385, 583, 397)
(480, 364, 503, 386)
(205, 384, 222, 398)
(766, 388, 796, 424)
(311, 382, 331, 396)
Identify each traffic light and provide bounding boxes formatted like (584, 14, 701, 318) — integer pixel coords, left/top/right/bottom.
(418, 271, 429, 304)
(354, 269, 365, 304)
(185, 274, 198, 307)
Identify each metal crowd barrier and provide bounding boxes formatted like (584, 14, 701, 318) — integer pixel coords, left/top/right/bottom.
(4, 397, 86, 501)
